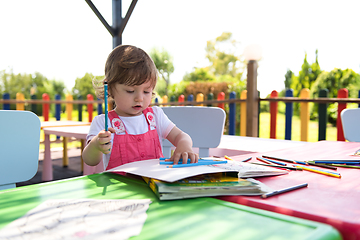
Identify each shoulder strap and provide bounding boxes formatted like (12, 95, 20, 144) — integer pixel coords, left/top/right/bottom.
(143, 107, 156, 127)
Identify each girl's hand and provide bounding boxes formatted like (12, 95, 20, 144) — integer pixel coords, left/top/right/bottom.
(170, 147, 199, 165)
(166, 126, 199, 165)
(97, 127, 115, 154)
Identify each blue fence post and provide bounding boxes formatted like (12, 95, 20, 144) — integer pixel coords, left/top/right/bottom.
(97, 98, 102, 115)
(229, 91, 236, 135)
(3, 93, 10, 110)
(155, 97, 159, 104)
(55, 94, 61, 121)
(187, 94, 194, 106)
(285, 89, 293, 140)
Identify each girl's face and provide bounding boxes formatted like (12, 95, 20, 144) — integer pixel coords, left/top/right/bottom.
(111, 80, 153, 117)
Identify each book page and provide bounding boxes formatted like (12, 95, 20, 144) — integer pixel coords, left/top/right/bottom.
(107, 159, 287, 182)
(0, 199, 151, 240)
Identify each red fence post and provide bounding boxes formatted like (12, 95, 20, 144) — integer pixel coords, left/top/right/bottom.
(337, 88, 348, 141)
(178, 95, 184, 106)
(217, 92, 225, 110)
(87, 94, 93, 122)
(270, 90, 278, 139)
(42, 93, 50, 121)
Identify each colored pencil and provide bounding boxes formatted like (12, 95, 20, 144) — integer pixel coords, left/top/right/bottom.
(262, 155, 308, 165)
(104, 81, 108, 131)
(261, 183, 308, 199)
(250, 162, 301, 171)
(293, 164, 341, 178)
(256, 157, 274, 165)
(167, 161, 227, 168)
(160, 159, 227, 165)
(241, 157, 252, 162)
(260, 157, 287, 166)
(327, 164, 360, 169)
(263, 155, 337, 170)
(313, 161, 360, 165)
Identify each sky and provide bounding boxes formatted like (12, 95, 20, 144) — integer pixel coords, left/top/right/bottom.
(1, 0, 360, 97)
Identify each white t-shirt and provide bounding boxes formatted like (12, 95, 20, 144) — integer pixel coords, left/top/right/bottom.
(86, 106, 175, 170)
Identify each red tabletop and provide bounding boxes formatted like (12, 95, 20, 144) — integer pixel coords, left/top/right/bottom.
(217, 141, 360, 240)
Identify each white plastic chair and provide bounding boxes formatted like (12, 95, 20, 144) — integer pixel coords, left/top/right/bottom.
(341, 108, 360, 142)
(161, 106, 226, 158)
(0, 110, 41, 190)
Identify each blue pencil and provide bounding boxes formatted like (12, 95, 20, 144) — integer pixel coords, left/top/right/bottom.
(160, 159, 226, 165)
(104, 81, 108, 131)
(260, 157, 287, 166)
(166, 161, 227, 168)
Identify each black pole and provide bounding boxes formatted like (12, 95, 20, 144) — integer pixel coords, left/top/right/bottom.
(112, 0, 122, 48)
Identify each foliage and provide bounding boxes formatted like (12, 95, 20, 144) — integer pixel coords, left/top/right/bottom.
(310, 68, 360, 124)
(149, 47, 174, 96)
(72, 73, 99, 100)
(205, 32, 245, 78)
(286, 50, 321, 117)
(182, 67, 215, 82)
(0, 69, 66, 114)
(289, 50, 321, 98)
(284, 69, 293, 89)
(310, 68, 360, 98)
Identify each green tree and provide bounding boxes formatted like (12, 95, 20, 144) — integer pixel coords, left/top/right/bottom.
(72, 73, 99, 100)
(310, 68, 360, 123)
(182, 67, 215, 82)
(290, 50, 321, 98)
(205, 32, 245, 79)
(149, 48, 174, 96)
(0, 69, 66, 114)
(284, 69, 293, 89)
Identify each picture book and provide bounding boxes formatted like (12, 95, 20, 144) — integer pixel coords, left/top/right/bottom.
(107, 159, 287, 183)
(142, 173, 271, 200)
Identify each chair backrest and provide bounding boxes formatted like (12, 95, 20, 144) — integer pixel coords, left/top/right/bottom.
(341, 108, 360, 142)
(161, 106, 226, 158)
(0, 110, 41, 190)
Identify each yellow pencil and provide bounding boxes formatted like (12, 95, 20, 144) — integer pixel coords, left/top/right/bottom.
(224, 155, 233, 160)
(293, 164, 341, 178)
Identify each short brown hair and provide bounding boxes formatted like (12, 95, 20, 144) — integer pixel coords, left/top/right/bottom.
(94, 45, 158, 100)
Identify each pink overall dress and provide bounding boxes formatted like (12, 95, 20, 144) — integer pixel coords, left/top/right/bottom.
(105, 107, 164, 170)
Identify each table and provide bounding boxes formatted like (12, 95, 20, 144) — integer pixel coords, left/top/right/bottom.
(40, 120, 90, 129)
(0, 173, 341, 240)
(41, 126, 310, 181)
(217, 135, 309, 152)
(42, 125, 98, 181)
(41, 121, 91, 167)
(217, 140, 360, 240)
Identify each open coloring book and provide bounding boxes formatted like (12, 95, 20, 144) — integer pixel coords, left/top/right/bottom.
(107, 159, 287, 182)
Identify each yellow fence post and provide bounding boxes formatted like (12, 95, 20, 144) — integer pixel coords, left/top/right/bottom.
(300, 88, 310, 141)
(66, 94, 73, 121)
(196, 93, 204, 106)
(16, 93, 25, 110)
(162, 95, 168, 107)
(240, 90, 247, 136)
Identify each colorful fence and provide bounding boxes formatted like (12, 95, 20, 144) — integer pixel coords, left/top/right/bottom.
(2, 88, 360, 142)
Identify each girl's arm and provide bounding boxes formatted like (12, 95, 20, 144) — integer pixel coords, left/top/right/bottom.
(166, 126, 199, 164)
(82, 128, 115, 166)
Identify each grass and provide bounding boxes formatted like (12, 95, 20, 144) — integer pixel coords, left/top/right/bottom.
(258, 112, 337, 142)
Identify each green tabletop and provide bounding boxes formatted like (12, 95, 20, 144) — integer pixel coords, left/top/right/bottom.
(0, 173, 341, 240)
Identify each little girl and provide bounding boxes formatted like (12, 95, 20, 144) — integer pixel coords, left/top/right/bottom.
(82, 45, 198, 170)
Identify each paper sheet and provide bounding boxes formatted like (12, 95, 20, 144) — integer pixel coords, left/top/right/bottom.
(107, 159, 287, 182)
(0, 199, 151, 240)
